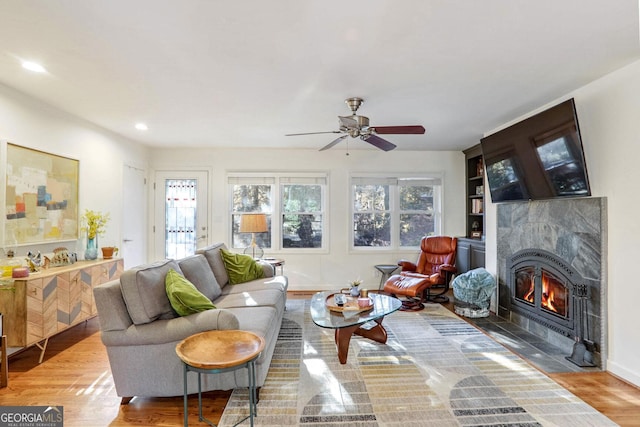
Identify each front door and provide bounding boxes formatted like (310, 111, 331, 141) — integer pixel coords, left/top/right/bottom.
(153, 171, 209, 260)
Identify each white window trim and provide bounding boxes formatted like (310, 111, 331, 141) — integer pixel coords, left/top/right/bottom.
(349, 172, 443, 251)
(227, 171, 329, 253)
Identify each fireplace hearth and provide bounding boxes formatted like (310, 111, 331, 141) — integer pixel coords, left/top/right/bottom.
(496, 197, 607, 369)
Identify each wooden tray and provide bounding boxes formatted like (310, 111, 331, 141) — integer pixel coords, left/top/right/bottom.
(325, 293, 373, 313)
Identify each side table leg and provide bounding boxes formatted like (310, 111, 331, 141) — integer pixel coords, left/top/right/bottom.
(197, 372, 203, 422)
(183, 364, 188, 427)
(248, 361, 256, 426)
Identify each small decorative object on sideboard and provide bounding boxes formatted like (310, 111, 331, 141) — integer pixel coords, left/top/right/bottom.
(50, 247, 76, 267)
(81, 209, 110, 260)
(101, 246, 118, 259)
(26, 251, 44, 272)
(476, 185, 484, 195)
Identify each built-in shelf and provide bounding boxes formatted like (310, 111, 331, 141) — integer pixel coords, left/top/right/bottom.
(458, 144, 486, 274)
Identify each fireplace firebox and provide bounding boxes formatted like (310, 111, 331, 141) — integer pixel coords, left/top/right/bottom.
(510, 249, 575, 338)
(508, 249, 598, 366)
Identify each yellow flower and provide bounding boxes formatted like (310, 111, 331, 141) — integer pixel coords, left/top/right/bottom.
(81, 209, 110, 239)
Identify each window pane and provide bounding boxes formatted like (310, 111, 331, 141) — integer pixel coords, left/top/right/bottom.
(232, 214, 272, 249)
(400, 185, 433, 210)
(165, 179, 197, 259)
(400, 213, 434, 246)
(354, 185, 389, 211)
(283, 185, 321, 212)
(282, 214, 322, 248)
(353, 213, 391, 246)
(232, 185, 272, 212)
(232, 184, 272, 249)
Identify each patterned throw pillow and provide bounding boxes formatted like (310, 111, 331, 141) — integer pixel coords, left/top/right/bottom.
(165, 268, 216, 316)
(220, 249, 265, 284)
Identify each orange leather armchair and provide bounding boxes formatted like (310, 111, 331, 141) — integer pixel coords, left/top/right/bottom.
(383, 236, 457, 310)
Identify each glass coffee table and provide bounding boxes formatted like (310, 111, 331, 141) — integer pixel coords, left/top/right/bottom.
(310, 291, 402, 364)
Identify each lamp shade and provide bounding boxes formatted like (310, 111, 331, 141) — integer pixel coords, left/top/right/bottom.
(239, 213, 268, 233)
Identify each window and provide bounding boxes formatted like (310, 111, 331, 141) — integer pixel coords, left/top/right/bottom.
(229, 173, 326, 251)
(351, 175, 441, 249)
(164, 179, 197, 259)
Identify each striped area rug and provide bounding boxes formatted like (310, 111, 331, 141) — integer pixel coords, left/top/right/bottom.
(220, 299, 617, 426)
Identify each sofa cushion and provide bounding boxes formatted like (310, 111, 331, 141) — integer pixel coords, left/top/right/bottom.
(177, 254, 222, 300)
(120, 259, 181, 325)
(196, 243, 230, 287)
(220, 249, 264, 284)
(165, 269, 216, 316)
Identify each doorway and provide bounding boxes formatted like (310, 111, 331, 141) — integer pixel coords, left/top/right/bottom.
(154, 171, 209, 260)
(122, 164, 147, 269)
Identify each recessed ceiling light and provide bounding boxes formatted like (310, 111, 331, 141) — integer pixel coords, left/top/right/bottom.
(22, 61, 46, 73)
(135, 123, 148, 131)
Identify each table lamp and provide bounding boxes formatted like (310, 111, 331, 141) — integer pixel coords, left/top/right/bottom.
(240, 213, 268, 259)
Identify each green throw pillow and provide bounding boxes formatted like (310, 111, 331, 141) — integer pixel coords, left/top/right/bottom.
(220, 248, 265, 285)
(165, 269, 216, 316)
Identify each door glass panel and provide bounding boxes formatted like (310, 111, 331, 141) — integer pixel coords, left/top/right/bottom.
(165, 179, 197, 259)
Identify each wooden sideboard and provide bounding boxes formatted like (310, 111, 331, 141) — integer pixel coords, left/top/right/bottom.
(0, 258, 123, 361)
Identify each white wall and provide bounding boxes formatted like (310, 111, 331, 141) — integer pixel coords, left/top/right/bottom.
(149, 147, 466, 290)
(483, 59, 640, 387)
(0, 82, 149, 257)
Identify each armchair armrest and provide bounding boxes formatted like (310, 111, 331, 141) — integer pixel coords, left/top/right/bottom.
(397, 260, 418, 272)
(438, 264, 457, 274)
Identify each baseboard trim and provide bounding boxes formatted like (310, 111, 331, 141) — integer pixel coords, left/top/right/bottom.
(607, 359, 640, 389)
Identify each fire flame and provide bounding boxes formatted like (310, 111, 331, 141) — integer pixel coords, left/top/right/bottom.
(522, 273, 560, 314)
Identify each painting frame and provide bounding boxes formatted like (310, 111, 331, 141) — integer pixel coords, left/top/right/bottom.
(2, 142, 79, 247)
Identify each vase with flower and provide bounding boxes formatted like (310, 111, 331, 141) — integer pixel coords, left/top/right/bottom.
(81, 209, 110, 260)
(348, 279, 362, 297)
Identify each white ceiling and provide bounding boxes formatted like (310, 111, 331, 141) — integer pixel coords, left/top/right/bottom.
(0, 1, 638, 151)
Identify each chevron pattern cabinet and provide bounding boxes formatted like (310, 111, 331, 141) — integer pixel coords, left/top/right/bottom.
(0, 258, 123, 360)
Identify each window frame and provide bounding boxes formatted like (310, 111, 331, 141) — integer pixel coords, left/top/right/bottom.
(350, 173, 443, 251)
(228, 172, 328, 253)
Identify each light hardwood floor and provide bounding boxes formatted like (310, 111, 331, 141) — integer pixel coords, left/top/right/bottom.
(0, 293, 639, 426)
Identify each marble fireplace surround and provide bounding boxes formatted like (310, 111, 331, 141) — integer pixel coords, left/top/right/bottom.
(496, 197, 607, 369)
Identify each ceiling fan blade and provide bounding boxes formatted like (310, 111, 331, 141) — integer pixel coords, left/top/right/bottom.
(361, 134, 397, 151)
(286, 131, 341, 136)
(371, 125, 425, 134)
(319, 135, 348, 151)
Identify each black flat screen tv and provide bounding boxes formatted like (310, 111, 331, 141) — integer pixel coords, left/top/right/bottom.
(480, 98, 590, 203)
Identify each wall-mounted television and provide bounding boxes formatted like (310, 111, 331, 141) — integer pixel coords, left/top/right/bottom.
(480, 98, 590, 203)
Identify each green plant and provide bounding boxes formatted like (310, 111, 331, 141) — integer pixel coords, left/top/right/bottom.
(81, 209, 110, 239)
(349, 278, 362, 287)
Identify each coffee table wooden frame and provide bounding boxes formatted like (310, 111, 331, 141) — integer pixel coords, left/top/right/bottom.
(176, 330, 265, 427)
(310, 292, 402, 364)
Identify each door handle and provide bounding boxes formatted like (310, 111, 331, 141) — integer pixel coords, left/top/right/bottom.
(123, 239, 133, 242)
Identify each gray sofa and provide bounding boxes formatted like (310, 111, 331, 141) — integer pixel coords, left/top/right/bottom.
(93, 243, 288, 402)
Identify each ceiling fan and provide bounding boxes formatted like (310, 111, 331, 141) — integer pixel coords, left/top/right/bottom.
(285, 97, 425, 152)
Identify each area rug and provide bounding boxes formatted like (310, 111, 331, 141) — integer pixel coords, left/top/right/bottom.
(219, 299, 617, 426)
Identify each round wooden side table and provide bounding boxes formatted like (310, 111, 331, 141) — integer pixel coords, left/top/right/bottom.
(176, 330, 265, 427)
